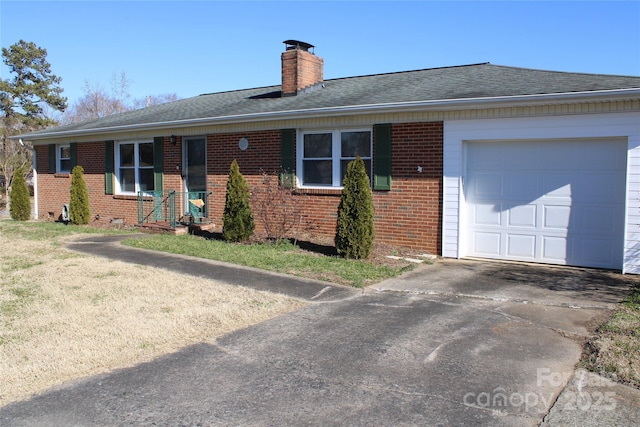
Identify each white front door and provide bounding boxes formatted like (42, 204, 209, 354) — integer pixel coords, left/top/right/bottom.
(465, 139, 626, 269)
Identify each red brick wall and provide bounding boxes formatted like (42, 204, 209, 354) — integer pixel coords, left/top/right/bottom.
(205, 130, 282, 224)
(35, 144, 71, 221)
(374, 122, 443, 254)
(36, 141, 142, 223)
(281, 49, 324, 95)
(215, 123, 443, 254)
(34, 122, 443, 254)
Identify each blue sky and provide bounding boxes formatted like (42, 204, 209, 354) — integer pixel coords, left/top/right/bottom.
(1, 1, 639, 106)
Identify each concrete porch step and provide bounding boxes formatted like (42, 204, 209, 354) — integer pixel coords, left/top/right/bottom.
(135, 221, 217, 236)
(134, 222, 189, 235)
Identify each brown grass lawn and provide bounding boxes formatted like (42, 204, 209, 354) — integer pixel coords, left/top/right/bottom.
(581, 288, 640, 388)
(0, 228, 305, 406)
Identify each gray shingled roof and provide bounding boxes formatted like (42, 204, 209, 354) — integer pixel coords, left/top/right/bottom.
(20, 63, 640, 139)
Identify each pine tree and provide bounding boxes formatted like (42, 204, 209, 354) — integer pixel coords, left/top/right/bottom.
(1, 40, 68, 198)
(69, 165, 90, 225)
(335, 157, 375, 259)
(222, 160, 254, 242)
(9, 167, 30, 221)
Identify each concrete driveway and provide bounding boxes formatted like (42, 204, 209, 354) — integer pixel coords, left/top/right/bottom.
(375, 258, 633, 309)
(1, 243, 638, 426)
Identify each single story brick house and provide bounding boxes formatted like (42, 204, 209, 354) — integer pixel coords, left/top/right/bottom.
(15, 41, 640, 273)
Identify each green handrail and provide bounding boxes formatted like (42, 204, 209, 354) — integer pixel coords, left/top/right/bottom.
(137, 190, 211, 228)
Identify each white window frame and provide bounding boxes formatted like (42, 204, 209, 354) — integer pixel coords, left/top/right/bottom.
(115, 140, 154, 195)
(296, 128, 372, 188)
(57, 144, 70, 173)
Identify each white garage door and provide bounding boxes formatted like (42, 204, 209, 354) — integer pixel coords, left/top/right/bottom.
(465, 139, 626, 269)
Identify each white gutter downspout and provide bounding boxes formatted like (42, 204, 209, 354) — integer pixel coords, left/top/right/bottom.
(32, 146, 37, 220)
(23, 139, 38, 220)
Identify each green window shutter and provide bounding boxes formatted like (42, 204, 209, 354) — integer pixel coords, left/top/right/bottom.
(153, 137, 164, 192)
(280, 129, 296, 188)
(373, 123, 392, 191)
(104, 140, 114, 195)
(48, 144, 56, 173)
(70, 143, 77, 170)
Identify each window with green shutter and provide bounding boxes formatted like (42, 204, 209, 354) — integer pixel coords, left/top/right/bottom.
(296, 129, 373, 188)
(373, 123, 392, 191)
(114, 140, 155, 195)
(56, 145, 70, 173)
(51, 143, 75, 173)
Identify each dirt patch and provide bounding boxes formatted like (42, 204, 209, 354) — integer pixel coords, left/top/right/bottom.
(0, 231, 305, 406)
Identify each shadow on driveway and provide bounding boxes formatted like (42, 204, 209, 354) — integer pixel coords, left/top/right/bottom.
(374, 258, 637, 309)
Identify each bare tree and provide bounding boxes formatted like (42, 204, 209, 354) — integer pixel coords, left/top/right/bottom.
(133, 93, 178, 109)
(63, 76, 130, 123)
(63, 72, 178, 124)
(69, 82, 113, 121)
(110, 71, 131, 114)
(0, 135, 31, 211)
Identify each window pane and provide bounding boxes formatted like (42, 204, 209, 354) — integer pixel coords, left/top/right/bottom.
(303, 133, 332, 158)
(303, 160, 332, 185)
(187, 166, 207, 191)
(120, 144, 134, 167)
(139, 143, 154, 167)
(139, 168, 154, 192)
(341, 131, 371, 158)
(60, 159, 71, 172)
(341, 159, 372, 185)
(187, 138, 207, 191)
(187, 139, 206, 167)
(120, 168, 135, 192)
(59, 146, 70, 159)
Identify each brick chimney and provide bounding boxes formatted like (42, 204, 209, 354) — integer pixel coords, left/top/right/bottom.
(281, 40, 324, 96)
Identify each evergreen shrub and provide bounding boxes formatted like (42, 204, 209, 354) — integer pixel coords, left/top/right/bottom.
(335, 157, 375, 259)
(222, 160, 255, 242)
(69, 165, 90, 225)
(9, 167, 31, 221)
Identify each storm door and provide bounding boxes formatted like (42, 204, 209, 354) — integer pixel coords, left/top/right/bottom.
(183, 136, 208, 221)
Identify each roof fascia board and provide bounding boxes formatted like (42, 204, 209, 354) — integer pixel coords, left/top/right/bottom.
(14, 88, 640, 142)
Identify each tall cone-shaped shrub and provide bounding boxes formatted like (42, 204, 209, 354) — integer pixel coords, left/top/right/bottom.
(222, 159, 254, 242)
(69, 165, 91, 225)
(335, 157, 375, 259)
(9, 167, 31, 221)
